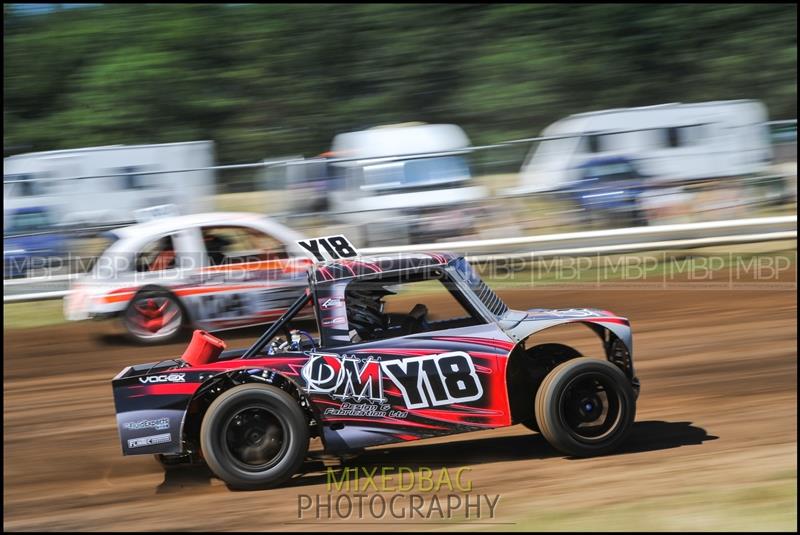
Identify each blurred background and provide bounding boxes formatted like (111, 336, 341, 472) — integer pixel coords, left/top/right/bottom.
(3, 4, 797, 531)
(3, 4, 797, 273)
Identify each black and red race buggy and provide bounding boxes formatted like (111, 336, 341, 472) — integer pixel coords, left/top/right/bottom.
(112, 253, 640, 489)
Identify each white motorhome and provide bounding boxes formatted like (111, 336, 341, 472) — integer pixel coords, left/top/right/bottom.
(317, 123, 488, 245)
(3, 141, 216, 228)
(515, 100, 773, 194)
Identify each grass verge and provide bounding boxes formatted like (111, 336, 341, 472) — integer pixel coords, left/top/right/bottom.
(3, 299, 68, 330)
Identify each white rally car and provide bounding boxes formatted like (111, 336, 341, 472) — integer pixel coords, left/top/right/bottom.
(64, 212, 313, 344)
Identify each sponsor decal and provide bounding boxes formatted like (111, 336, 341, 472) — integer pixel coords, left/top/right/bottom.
(124, 417, 170, 431)
(139, 373, 186, 384)
(303, 354, 385, 403)
(319, 297, 345, 309)
(194, 292, 251, 320)
(301, 351, 483, 410)
(296, 235, 359, 262)
(323, 402, 408, 419)
(382, 352, 484, 409)
(127, 433, 172, 449)
(322, 316, 347, 327)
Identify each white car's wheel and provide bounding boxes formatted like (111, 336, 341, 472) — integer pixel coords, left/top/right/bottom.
(123, 290, 185, 344)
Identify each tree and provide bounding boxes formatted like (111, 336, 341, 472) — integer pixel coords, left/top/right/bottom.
(3, 4, 796, 164)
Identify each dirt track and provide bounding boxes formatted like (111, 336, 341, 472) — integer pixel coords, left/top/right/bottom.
(3, 283, 797, 531)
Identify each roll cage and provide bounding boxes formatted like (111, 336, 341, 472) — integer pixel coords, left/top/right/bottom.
(241, 256, 507, 358)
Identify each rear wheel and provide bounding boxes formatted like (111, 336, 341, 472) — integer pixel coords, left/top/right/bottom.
(201, 384, 309, 489)
(535, 357, 635, 457)
(123, 289, 185, 344)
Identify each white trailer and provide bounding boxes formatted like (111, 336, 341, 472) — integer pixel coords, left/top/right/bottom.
(515, 100, 773, 194)
(3, 141, 216, 228)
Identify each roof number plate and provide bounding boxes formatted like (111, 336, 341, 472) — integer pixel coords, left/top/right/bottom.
(296, 235, 359, 262)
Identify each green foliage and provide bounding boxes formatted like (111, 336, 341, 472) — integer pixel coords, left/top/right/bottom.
(4, 3, 797, 163)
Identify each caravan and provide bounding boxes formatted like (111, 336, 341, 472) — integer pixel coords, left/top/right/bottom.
(3, 141, 217, 229)
(515, 100, 773, 194)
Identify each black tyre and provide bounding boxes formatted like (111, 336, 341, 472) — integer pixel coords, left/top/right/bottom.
(535, 357, 635, 457)
(201, 383, 309, 490)
(520, 344, 582, 433)
(122, 289, 186, 344)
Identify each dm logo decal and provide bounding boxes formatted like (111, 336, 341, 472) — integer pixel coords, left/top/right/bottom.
(300, 351, 483, 409)
(301, 353, 384, 403)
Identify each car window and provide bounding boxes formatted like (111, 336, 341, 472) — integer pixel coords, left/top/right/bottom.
(583, 129, 668, 154)
(201, 225, 288, 266)
(361, 156, 470, 190)
(9, 210, 51, 232)
(341, 273, 483, 344)
(581, 162, 639, 182)
(135, 235, 177, 272)
(245, 227, 289, 259)
(87, 231, 121, 276)
(4, 173, 46, 197)
(451, 257, 508, 318)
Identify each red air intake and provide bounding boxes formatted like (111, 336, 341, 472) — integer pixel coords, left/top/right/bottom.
(181, 330, 227, 366)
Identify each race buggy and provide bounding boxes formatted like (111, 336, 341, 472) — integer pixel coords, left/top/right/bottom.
(112, 252, 640, 489)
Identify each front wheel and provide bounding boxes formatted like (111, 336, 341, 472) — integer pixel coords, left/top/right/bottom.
(520, 343, 583, 433)
(535, 357, 636, 457)
(201, 384, 309, 489)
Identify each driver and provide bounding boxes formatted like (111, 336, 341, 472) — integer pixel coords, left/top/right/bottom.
(203, 231, 232, 266)
(149, 237, 176, 271)
(345, 286, 394, 342)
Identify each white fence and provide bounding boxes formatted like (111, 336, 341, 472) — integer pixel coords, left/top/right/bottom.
(4, 215, 796, 303)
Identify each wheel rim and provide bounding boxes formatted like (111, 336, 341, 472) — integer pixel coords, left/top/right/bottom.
(126, 296, 182, 339)
(223, 405, 289, 472)
(557, 371, 624, 444)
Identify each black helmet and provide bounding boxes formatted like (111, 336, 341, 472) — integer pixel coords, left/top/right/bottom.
(345, 285, 394, 339)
